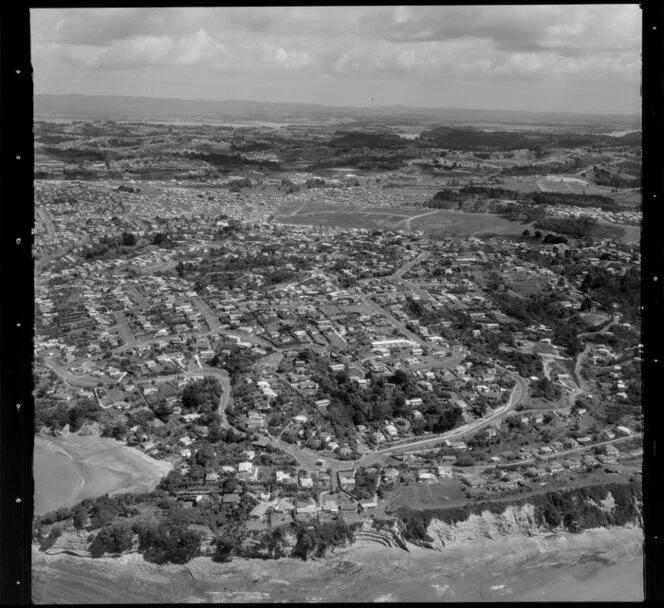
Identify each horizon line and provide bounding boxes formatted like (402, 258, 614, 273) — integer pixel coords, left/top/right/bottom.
(34, 92, 641, 119)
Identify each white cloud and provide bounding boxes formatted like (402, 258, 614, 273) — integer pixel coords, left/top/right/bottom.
(270, 47, 312, 70)
(172, 29, 227, 66)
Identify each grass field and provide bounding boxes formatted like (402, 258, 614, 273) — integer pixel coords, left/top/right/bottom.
(503, 269, 551, 296)
(275, 196, 529, 236)
(493, 176, 610, 196)
(386, 479, 467, 512)
(278, 211, 408, 230)
(410, 209, 526, 236)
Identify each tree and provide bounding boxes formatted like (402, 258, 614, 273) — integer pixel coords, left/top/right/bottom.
(534, 230, 542, 239)
(522, 229, 531, 237)
(121, 232, 137, 246)
(89, 523, 134, 558)
(213, 538, 234, 562)
(139, 523, 201, 565)
(454, 454, 475, 467)
(73, 506, 89, 530)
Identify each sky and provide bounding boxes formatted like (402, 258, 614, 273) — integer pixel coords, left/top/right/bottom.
(31, 5, 641, 115)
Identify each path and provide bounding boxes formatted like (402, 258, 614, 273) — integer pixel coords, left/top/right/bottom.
(399, 210, 441, 234)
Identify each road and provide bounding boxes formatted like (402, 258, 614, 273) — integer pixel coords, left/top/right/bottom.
(388, 251, 430, 280)
(192, 297, 221, 331)
(359, 294, 428, 347)
(255, 371, 529, 472)
(491, 432, 642, 470)
(37, 208, 57, 239)
(568, 314, 621, 404)
(577, 314, 620, 340)
(369, 373, 528, 458)
(112, 311, 136, 346)
(35, 245, 72, 275)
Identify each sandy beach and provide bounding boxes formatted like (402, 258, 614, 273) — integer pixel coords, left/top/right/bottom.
(32, 525, 644, 603)
(33, 434, 173, 515)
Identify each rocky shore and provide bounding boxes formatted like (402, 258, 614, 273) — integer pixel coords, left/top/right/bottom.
(33, 524, 643, 603)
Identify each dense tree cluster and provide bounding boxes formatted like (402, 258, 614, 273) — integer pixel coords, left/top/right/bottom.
(181, 377, 222, 417)
(351, 467, 380, 500)
(138, 522, 202, 564)
(580, 266, 640, 324)
(313, 366, 462, 440)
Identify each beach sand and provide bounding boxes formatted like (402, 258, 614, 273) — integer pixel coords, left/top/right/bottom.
(33, 434, 173, 515)
(32, 525, 644, 603)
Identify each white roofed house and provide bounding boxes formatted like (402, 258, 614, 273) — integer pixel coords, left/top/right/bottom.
(384, 424, 399, 439)
(295, 498, 318, 517)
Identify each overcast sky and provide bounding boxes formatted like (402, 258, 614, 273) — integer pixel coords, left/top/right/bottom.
(31, 5, 641, 114)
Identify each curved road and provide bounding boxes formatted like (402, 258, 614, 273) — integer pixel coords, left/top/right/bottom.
(254, 371, 528, 471)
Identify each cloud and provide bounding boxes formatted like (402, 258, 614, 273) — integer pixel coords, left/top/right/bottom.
(172, 30, 227, 67)
(30, 7, 641, 112)
(359, 5, 640, 55)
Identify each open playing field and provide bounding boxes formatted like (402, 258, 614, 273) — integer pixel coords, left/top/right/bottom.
(492, 176, 610, 196)
(409, 209, 526, 236)
(275, 196, 529, 237)
(386, 479, 467, 512)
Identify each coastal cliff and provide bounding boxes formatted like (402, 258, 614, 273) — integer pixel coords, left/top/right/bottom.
(35, 481, 642, 563)
(382, 480, 642, 551)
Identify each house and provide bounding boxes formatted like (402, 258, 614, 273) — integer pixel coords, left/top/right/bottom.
(222, 493, 241, 504)
(338, 472, 356, 487)
(272, 497, 295, 512)
(322, 499, 339, 513)
(299, 476, 314, 489)
(339, 499, 357, 513)
(249, 503, 270, 519)
(360, 498, 377, 509)
(238, 461, 254, 474)
(315, 399, 331, 411)
(383, 467, 400, 482)
(372, 432, 387, 444)
(417, 470, 436, 482)
(295, 498, 318, 516)
(205, 472, 219, 484)
(437, 465, 453, 478)
(276, 470, 296, 485)
(615, 425, 632, 437)
(384, 424, 399, 439)
(604, 444, 620, 456)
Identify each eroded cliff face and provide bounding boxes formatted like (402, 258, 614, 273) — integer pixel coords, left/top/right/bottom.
(422, 504, 542, 551)
(369, 489, 642, 553)
(44, 529, 92, 557)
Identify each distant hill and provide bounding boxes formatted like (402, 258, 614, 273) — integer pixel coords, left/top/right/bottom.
(34, 94, 641, 130)
(419, 125, 641, 151)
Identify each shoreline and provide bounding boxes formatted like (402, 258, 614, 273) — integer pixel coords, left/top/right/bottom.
(32, 525, 644, 603)
(34, 434, 173, 515)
